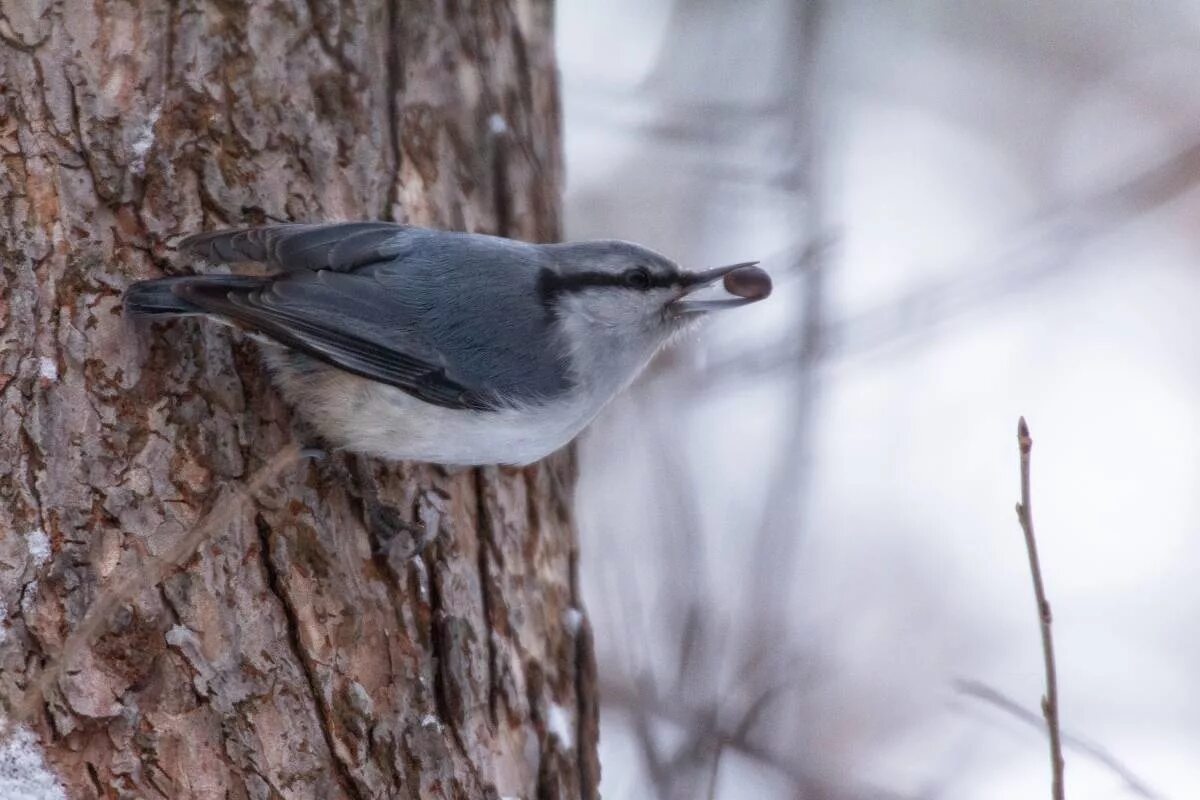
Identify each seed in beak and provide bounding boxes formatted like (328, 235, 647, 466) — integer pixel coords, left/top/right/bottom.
(723, 265, 772, 301)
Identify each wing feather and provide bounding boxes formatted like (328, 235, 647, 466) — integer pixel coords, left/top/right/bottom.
(173, 223, 570, 411)
(177, 276, 496, 411)
(179, 222, 410, 273)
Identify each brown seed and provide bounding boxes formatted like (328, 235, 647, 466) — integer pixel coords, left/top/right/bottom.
(723, 265, 772, 300)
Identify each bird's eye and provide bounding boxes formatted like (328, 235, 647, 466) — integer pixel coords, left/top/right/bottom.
(625, 267, 652, 289)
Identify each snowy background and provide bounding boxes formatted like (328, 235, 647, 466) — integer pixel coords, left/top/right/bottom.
(560, 2, 1200, 798)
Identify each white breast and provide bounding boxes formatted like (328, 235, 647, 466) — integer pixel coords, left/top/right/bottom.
(341, 383, 596, 466)
(266, 348, 600, 466)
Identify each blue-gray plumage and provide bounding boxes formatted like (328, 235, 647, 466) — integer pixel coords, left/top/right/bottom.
(124, 223, 771, 465)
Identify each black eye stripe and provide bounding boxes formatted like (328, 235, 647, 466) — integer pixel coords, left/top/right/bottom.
(538, 268, 678, 298)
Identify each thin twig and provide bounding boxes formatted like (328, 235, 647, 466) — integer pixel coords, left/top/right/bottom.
(955, 679, 1162, 800)
(3, 444, 307, 733)
(1016, 417, 1065, 799)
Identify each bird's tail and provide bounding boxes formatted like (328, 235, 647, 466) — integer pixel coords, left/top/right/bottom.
(123, 275, 265, 318)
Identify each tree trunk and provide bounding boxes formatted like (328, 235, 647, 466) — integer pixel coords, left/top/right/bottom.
(0, 2, 599, 798)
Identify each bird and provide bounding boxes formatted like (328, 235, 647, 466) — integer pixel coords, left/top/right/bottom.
(124, 222, 772, 466)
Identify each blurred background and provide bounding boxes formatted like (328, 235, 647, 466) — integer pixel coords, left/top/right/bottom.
(557, 2, 1200, 798)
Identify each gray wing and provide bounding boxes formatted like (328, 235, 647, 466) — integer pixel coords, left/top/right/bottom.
(179, 222, 410, 273)
(176, 224, 571, 411)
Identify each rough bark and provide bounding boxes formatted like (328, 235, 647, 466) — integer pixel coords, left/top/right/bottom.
(0, 1, 599, 798)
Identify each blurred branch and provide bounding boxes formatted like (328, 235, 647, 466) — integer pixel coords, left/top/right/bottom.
(693, 135, 1200, 384)
(605, 676, 918, 800)
(955, 679, 1162, 800)
(1015, 418, 1065, 800)
(742, 0, 828, 635)
(629, 672, 722, 800)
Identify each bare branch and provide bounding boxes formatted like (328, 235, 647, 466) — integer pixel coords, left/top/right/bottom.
(956, 680, 1162, 800)
(1015, 417, 1065, 799)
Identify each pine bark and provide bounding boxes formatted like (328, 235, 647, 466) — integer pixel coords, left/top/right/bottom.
(0, 1, 599, 798)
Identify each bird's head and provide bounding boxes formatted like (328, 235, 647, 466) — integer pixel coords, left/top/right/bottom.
(540, 240, 771, 348)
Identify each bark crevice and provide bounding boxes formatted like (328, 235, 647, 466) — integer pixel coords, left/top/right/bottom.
(255, 513, 367, 800)
(473, 467, 501, 726)
(383, 0, 405, 219)
(424, 542, 491, 797)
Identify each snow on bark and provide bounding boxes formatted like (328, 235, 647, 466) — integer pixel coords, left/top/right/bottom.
(0, 723, 67, 800)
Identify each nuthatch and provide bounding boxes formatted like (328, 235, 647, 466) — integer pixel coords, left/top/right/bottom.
(125, 223, 771, 465)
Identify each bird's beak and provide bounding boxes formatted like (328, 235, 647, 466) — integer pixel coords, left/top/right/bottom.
(669, 261, 772, 314)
